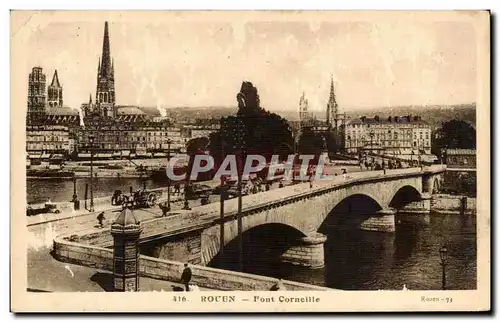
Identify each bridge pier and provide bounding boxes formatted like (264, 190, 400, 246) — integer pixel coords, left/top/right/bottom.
(280, 232, 327, 269)
(397, 193, 432, 215)
(395, 193, 432, 227)
(360, 208, 396, 233)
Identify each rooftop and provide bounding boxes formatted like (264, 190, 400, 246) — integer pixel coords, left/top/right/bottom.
(46, 107, 80, 116)
(116, 106, 161, 117)
(347, 115, 429, 126)
(446, 148, 476, 155)
(116, 106, 147, 115)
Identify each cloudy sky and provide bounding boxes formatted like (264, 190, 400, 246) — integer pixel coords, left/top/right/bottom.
(23, 14, 478, 113)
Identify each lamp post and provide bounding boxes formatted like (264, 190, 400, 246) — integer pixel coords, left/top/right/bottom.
(166, 138, 172, 209)
(236, 118, 244, 273)
(369, 130, 374, 156)
(439, 245, 448, 290)
(89, 133, 95, 212)
(441, 146, 447, 165)
(219, 122, 226, 268)
(368, 131, 374, 170)
(72, 176, 77, 201)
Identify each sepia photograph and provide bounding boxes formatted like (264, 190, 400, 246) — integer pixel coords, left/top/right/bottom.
(10, 10, 490, 312)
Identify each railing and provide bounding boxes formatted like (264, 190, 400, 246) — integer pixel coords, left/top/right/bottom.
(136, 165, 446, 240)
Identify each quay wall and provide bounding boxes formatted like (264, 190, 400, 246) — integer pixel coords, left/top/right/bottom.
(53, 235, 332, 291)
(28, 186, 184, 222)
(431, 194, 476, 215)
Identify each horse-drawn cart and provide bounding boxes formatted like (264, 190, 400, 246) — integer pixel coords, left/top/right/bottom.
(112, 188, 158, 208)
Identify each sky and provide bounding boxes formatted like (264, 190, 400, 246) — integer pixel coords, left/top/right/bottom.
(23, 17, 478, 113)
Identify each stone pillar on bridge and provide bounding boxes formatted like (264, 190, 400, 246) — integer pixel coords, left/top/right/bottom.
(360, 208, 396, 233)
(422, 174, 435, 194)
(280, 232, 327, 269)
(110, 205, 143, 292)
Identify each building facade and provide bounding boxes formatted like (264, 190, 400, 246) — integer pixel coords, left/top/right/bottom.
(445, 149, 476, 169)
(26, 124, 70, 157)
(184, 124, 220, 140)
(344, 115, 432, 156)
(76, 120, 177, 157)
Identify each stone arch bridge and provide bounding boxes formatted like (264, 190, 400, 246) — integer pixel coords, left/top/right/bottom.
(92, 166, 445, 270)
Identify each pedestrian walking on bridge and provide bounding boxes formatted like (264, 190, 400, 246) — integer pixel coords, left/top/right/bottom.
(174, 182, 181, 195)
(158, 202, 171, 217)
(97, 212, 105, 228)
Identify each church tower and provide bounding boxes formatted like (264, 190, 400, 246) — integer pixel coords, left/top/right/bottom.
(299, 92, 311, 129)
(96, 21, 116, 118)
(47, 70, 63, 108)
(27, 66, 47, 123)
(326, 75, 338, 129)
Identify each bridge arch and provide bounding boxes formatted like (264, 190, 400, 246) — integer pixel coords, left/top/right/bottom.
(207, 223, 308, 272)
(319, 193, 384, 233)
(388, 185, 423, 210)
(201, 211, 312, 266)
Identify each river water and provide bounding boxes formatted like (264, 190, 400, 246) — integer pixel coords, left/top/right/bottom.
(27, 178, 164, 204)
(236, 214, 477, 290)
(27, 178, 476, 290)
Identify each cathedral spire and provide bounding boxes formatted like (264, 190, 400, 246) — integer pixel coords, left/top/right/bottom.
(328, 74, 336, 104)
(89, 93, 92, 104)
(95, 21, 116, 107)
(327, 74, 338, 127)
(100, 21, 112, 77)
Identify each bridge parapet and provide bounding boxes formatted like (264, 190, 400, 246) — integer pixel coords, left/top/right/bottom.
(53, 232, 334, 291)
(123, 165, 447, 244)
(59, 165, 448, 270)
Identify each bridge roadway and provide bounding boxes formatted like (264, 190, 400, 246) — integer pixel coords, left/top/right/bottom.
(131, 165, 444, 244)
(27, 163, 364, 237)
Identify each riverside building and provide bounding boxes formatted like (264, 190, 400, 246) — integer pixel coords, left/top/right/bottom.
(344, 115, 432, 157)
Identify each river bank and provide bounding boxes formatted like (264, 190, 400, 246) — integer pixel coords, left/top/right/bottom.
(431, 194, 476, 215)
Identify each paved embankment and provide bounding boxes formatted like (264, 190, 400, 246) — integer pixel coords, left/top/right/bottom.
(27, 247, 213, 292)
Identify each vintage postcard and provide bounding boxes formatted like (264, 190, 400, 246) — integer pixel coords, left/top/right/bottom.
(11, 10, 490, 312)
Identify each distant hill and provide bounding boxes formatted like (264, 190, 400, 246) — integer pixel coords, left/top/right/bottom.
(343, 103, 476, 129)
(277, 103, 476, 129)
(150, 103, 476, 129)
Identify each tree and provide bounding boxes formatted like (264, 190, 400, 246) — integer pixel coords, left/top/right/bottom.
(297, 127, 325, 162)
(186, 137, 209, 156)
(185, 137, 210, 182)
(323, 130, 342, 155)
(432, 119, 476, 159)
(208, 81, 294, 171)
